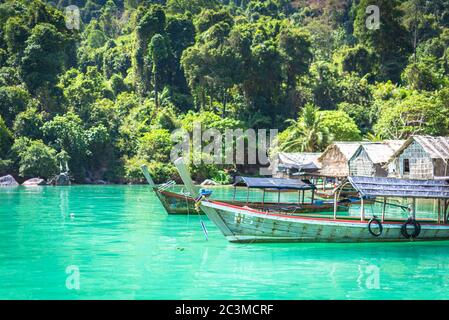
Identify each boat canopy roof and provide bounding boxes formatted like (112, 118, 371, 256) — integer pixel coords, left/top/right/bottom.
(233, 176, 315, 190)
(343, 176, 449, 199)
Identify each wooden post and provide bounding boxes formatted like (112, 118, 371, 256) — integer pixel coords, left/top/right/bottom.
(381, 196, 386, 222)
(246, 187, 250, 204)
(333, 191, 338, 220)
(360, 197, 365, 221)
(262, 189, 266, 210)
(443, 199, 447, 224)
(298, 190, 301, 205)
(233, 186, 236, 201)
(311, 188, 315, 204)
(412, 198, 416, 220)
(277, 190, 281, 204)
(438, 199, 441, 224)
(301, 190, 305, 204)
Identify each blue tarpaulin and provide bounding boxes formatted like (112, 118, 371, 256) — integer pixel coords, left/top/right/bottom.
(233, 176, 315, 190)
(346, 176, 449, 199)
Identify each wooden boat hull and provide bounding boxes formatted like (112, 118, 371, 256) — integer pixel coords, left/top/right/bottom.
(201, 201, 449, 243)
(155, 189, 351, 215)
(316, 190, 359, 199)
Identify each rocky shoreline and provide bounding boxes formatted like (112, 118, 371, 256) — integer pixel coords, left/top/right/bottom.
(0, 174, 230, 187)
(0, 173, 71, 186)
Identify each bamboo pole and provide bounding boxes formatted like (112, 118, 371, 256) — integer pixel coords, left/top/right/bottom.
(333, 191, 338, 220)
(438, 199, 441, 224)
(381, 196, 386, 222)
(173, 158, 196, 196)
(140, 165, 155, 187)
(360, 197, 365, 222)
(174, 157, 234, 237)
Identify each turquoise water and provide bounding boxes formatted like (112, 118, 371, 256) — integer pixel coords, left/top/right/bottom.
(1, 185, 449, 300)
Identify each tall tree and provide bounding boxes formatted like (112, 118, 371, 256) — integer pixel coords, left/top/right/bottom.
(148, 33, 170, 107)
(19, 23, 67, 105)
(354, 0, 411, 82)
(133, 5, 166, 95)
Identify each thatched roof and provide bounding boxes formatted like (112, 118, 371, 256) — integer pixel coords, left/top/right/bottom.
(316, 142, 362, 177)
(389, 135, 449, 162)
(346, 176, 449, 199)
(318, 142, 361, 162)
(277, 152, 321, 170)
(351, 140, 405, 164)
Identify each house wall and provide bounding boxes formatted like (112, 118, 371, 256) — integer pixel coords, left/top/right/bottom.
(349, 149, 375, 177)
(273, 170, 299, 179)
(374, 164, 388, 177)
(320, 147, 350, 177)
(387, 159, 400, 177)
(434, 159, 449, 177)
(398, 141, 434, 179)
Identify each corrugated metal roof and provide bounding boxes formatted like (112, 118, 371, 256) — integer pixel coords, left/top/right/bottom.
(346, 176, 449, 199)
(233, 176, 315, 190)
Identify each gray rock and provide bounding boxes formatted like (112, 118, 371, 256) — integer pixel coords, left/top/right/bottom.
(52, 173, 71, 186)
(200, 179, 220, 186)
(22, 178, 46, 186)
(95, 180, 107, 185)
(0, 175, 19, 187)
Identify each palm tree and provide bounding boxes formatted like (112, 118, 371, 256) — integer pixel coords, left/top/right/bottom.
(365, 132, 383, 142)
(280, 103, 332, 152)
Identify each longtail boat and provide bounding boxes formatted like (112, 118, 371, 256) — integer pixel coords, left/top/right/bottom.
(315, 189, 359, 199)
(173, 158, 449, 243)
(141, 165, 361, 215)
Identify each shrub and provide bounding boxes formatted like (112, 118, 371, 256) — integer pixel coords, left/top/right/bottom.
(11, 139, 58, 179)
(124, 157, 177, 184)
(0, 116, 13, 158)
(137, 129, 173, 163)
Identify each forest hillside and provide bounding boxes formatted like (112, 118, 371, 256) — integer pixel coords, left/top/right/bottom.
(0, 0, 448, 183)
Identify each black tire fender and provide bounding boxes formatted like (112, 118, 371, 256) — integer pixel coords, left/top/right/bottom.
(401, 218, 421, 239)
(368, 217, 383, 237)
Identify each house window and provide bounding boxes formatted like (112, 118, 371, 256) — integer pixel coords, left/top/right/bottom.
(403, 159, 410, 174)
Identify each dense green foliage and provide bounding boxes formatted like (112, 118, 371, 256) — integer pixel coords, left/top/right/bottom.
(0, 0, 448, 183)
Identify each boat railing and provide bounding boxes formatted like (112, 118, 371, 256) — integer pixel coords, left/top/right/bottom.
(180, 188, 192, 197)
(158, 180, 176, 191)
